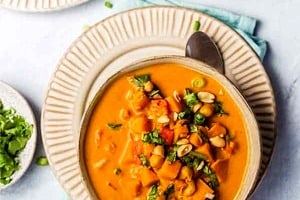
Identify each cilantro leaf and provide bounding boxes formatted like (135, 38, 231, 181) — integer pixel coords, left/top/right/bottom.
(184, 91, 199, 108)
(214, 101, 229, 115)
(0, 99, 32, 185)
(193, 113, 206, 125)
(132, 74, 150, 87)
(164, 184, 175, 198)
(166, 146, 178, 163)
(147, 184, 159, 200)
(142, 130, 165, 145)
(139, 154, 149, 167)
(107, 123, 122, 130)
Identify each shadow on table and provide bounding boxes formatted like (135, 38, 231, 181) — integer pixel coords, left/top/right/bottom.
(250, 41, 293, 199)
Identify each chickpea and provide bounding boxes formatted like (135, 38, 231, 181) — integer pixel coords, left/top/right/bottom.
(179, 166, 193, 181)
(199, 103, 215, 117)
(182, 181, 196, 196)
(149, 154, 164, 169)
(130, 89, 149, 111)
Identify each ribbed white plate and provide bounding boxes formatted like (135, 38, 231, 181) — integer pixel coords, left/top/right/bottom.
(0, 81, 37, 190)
(0, 0, 87, 12)
(41, 6, 276, 199)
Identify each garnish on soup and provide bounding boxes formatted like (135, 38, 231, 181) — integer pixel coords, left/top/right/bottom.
(84, 64, 248, 199)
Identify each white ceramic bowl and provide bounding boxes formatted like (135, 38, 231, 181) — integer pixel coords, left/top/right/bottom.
(79, 56, 261, 200)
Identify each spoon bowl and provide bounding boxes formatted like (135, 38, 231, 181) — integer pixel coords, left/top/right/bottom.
(186, 31, 224, 74)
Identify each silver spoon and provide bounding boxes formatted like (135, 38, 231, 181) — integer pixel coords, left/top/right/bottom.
(185, 31, 224, 74)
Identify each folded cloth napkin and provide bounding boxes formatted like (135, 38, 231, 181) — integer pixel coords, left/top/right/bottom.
(120, 0, 267, 61)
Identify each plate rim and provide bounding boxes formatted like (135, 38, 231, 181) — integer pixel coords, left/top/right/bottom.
(41, 5, 277, 199)
(0, 0, 88, 12)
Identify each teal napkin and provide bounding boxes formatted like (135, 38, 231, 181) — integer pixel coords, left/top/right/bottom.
(122, 0, 267, 60)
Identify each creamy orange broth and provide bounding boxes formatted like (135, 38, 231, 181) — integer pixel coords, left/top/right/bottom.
(84, 63, 248, 200)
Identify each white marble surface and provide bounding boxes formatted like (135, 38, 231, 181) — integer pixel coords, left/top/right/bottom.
(0, 0, 299, 199)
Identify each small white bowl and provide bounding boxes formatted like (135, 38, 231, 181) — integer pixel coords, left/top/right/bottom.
(0, 81, 37, 190)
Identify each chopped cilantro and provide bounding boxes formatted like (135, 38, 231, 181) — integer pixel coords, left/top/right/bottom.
(189, 124, 198, 133)
(214, 101, 229, 115)
(202, 165, 219, 188)
(184, 92, 199, 108)
(0, 100, 32, 185)
(139, 154, 149, 167)
(178, 108, 191, 120)
(142, 130, 165, 145)
(147, 184, 159, 200)
(198, 130, 209, 143)
(193, 113, 206, 125)
(132, 74, 150, 87)
(107, 123, 122, 130)
(164, 184, 175, 198)
(166, 146, 178, 163)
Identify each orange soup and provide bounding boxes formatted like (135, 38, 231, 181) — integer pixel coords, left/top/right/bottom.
(84, 63, 248, 200)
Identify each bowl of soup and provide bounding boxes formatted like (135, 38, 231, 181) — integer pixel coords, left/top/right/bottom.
(79, 56, 261, 200)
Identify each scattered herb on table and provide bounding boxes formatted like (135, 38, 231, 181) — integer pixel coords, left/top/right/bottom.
(193, 20, 201, 31)
(0, 100, 33, 185)
(104, 1, 113, 9)
(36, 156, 49, 166)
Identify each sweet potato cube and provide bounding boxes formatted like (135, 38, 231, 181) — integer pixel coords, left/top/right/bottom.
(211, 158, 229, 183)
(119, 178, 142, 197)
(191, 179, 214, 200)
(208, 123, 226, 137)
(143, 143, 155, 157)
(165, 96, 182, 113)
(158, 160, 182, 180)
(130, 115, 151, 134)
(130, 89, 149, 111)
(140, 167, 159, 187)
(174, 120, 189, 139)
(195, 143, 213, 163)
(189, 133, 202, 147)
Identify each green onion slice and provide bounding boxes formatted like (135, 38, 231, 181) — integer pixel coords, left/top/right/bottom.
(104, 1, 113, 8)
(36, 156, 49, 166)
(192, 77, 206, 88)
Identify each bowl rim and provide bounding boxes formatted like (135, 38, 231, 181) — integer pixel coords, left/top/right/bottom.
(78, 55, 262, 200)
